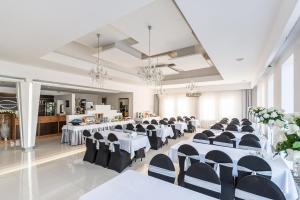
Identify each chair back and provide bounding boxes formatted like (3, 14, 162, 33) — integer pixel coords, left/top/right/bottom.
(242, 120, 252, 126)
(190, 116, 196, 119)
(211, 124, 223, 130)
(159, 119, 168, 125)
(168, 120, 175, 125)
(177, 116, 184, 122)
(114, 125, 123, 130)
(229, 120, 240, 126)
(205, 150, 233, 184)
(93, 132, 106, 149)
(177, 144, 199, 173)
(83, 130, 92, 147)
(170, 117, 176, 122)
(107, 133, 121, 153)
(241, 134, 260, 141)
(185, 117, 191, 122)
(163, 117, 168, 121)
(151, 119, 158, 125)
(221, 131, 236, 139)
(126, 123, 134, 131)
(143, 120, 150, 124)
(183, 163, 221, 199)
(241, 125, 254, 133)
(237, 155, 272, 181)
(193, 133, 210, 144)
(239, 138, 261, 151)
(148, 154, 176, 183)
(147, 124, 156, 130)
(202, 130, 215, 137)
(235, 175, 285, 200)
(213, 135, 234, 147)
(241, 118, 249, 122)
(226, 124, 238, 132)
(136, 124, 146, 133)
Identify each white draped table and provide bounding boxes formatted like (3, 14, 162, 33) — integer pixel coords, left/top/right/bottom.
(80, 170, 218, 200)
(100, 130, 151, 159)
(168, 141, 298, 200)
(61, 120, 135, 145)
(174, 122, 188, 132)
(140, 124, 174, 142)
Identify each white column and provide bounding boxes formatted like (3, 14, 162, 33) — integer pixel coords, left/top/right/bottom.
(16, 80, 41, 150)
(294, 44, 300, 112)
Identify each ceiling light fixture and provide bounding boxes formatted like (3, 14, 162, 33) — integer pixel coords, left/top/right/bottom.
(89, 33, 108, 88)
(236, 57, 244, 62)
(138, 25, 164, 94)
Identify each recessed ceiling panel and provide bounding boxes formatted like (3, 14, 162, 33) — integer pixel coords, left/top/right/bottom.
(112, 0, 198, 55)
(159, 67, 179, 75)
(100, 47, 142, 68)
(170, 54, 210, 71)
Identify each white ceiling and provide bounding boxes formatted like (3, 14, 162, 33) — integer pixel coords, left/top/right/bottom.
(175, 0, 296, 84)
(0, 0, 154, 62)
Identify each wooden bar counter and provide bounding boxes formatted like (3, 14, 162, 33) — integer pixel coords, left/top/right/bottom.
(11, 115, 66, 141)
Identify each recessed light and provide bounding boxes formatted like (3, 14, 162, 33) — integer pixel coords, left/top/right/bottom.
(236, 58, 244, 62)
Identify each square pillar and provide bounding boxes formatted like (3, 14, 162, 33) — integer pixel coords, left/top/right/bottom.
(16, 80, 41, 150)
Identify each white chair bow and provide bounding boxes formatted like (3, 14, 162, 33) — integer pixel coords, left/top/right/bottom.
(193, 139, 210, 144)
(184, 175, 221, 193)
(205, 159, 233, 177)
(177, 152, 201, 171)
(108, 141, 120, 152)
(236, 165, 272, 176)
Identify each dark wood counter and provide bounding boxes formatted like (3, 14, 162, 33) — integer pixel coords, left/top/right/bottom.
(11, 115, 66, 141)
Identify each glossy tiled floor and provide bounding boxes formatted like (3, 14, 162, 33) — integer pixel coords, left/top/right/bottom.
(0, 134, 194, 200)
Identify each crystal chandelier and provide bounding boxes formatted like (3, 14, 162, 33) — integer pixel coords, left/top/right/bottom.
(186, 80, 198, 94)
(89, 33, 108, 88)
(138, 26, 164, 91)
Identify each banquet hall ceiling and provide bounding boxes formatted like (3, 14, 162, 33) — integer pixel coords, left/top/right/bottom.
(0, 0, 297, 89)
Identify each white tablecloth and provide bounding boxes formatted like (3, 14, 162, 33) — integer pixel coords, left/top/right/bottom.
(80, 170, 218, 200)
(61, 120, 135, 145)
(168, 141, 298, 200)
(190, 119, 200, 127)
(175, 122, 188, 132)
(140, 124, 174, 142)
(100, 131, 151, 159)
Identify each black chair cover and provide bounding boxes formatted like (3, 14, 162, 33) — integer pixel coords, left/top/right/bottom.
(241, 125, 254, 133)
(94, 132, 109, 167)
(205, 150, 234, 200)
(159, 119, 168, 125)
(115, 125, 123, 130)
(183, 163, 221, 199)
(241, 120, 252, 126)
(146, 125, 162, 150)
(202, 130, 215, 137)
(235, 175, 286, 200)
(136, 124, 146, 133)
(220, 131, 236, 139)
(226, 124, 238, 132)
(241, 134, 260, 141)
(239, 138, 261, 150)
(177, 144, 199, 186)
(170, 117, 176, 122)
(126, 123, 134, 131)
(143, 120, 150, 124)
(151, 119, 158, 125)
(107, 133, 131, 173)
(190, 116, 196, 119)
(237, 155, 272, 182)
(148, 154, 176, 183)
(211, 124, 223, 130)
(193, 133, 210, 144)
(213, 135, 234, 148)
(83, 130, 97, 163)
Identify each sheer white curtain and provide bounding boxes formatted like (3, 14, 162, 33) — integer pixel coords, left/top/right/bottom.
(159, 93, 198, 118)
(257, 78, 267, 107)
(198, 90, 243, 128)
(281, 54, 294, 113)
(267, 73, 274, 108)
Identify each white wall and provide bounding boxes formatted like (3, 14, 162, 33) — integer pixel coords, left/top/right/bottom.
(54, 94, 75, 115)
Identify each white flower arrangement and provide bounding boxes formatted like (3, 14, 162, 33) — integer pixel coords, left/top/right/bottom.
(248, 106, 266, 116)
(258, 107, 285, 127)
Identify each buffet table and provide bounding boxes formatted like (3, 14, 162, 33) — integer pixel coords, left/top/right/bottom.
(61, 120, 134, 146)
(168, 141, 298, 200)
(80, 170, 218, 200)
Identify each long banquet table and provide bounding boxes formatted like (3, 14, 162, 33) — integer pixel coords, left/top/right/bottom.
(80, 170, 218, 200)
(168, 141, 298, 200)
(61, 120, 135, 145)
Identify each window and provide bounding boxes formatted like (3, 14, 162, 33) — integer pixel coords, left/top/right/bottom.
(281, 54, 294, 113)
(267, 74, 274, 108)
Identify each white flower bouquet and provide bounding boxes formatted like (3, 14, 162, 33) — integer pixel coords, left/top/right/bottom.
(257, 107, 285, 127)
